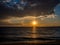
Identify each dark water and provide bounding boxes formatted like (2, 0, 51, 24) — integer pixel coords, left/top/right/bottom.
(0, 27, 60, 44)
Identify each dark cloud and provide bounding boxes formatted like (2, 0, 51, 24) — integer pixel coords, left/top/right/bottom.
(0, 0, 60, 19)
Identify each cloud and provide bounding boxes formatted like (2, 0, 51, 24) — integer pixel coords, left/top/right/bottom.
(1, 14, 57, 24)
(30, 3, 37, 7)
(0, 0, 59, 19)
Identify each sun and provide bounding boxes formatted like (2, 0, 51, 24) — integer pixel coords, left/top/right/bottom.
(32, 21, 37, 26)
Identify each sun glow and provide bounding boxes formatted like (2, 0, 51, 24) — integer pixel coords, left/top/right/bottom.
(32, 21, 37, 26)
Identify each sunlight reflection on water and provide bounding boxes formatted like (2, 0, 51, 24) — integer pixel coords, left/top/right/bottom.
(0, 27, 60, 43)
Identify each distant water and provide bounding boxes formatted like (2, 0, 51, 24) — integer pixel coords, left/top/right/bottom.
(0, 27, 60, 43)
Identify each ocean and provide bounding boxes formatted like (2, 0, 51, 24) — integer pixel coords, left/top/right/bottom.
(0, 27, 60, 44)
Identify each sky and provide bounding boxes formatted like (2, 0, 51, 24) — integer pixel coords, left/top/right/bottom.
(0, 0, 60, 27)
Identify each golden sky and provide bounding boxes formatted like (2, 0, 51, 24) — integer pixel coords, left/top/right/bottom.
(0, 14, 60, 27)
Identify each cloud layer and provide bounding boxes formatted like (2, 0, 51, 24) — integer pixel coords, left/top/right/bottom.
(0, 0, 59, 19)
(1, 14, 57, 24)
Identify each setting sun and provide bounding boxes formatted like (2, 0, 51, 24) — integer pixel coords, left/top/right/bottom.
(32, 21, 37, 26)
